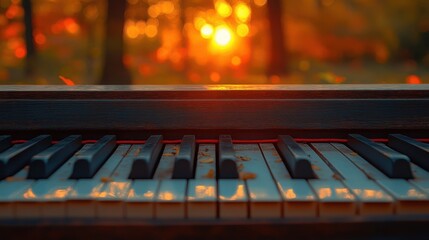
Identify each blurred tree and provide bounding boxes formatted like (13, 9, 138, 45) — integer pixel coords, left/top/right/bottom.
(22, 0, 36, 78)
(267, 0, 287, 76)
(100, 0, 131, 84)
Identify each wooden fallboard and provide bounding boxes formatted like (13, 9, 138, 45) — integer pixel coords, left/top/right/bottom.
(0, 85, 429, 134)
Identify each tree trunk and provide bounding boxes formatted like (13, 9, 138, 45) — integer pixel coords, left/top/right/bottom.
(100, 0, 131, 84)
(267, 0, 287, 76)
(22, 0, 36, 78)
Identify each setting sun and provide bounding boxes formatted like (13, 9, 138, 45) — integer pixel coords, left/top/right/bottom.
(213, 25, 233, 47)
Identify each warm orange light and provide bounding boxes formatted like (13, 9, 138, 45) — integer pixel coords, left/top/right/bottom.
(237, 23, 249, 37)
(148, 4, 161, 18)
(35, 33, 46, 45)
(253, 0, 267, 7)
(194, 17, 206, 30)
(64, 18, 80, 34)
(215, 1, 232, 18)
(145, 24, 158, 38)
(210, 72, 221, 82)
(159, 191, 174, 201)
(59, 75, 76, 86)
(126, 21, 139, 39)
(14, 47, 26, 58)
(161, 1, 175, 14)
(214, 26, 233, 46)
(234, 2, 251, 22)
(406, 75, 421, 84)
(231, 56, 242, 66)
(200, 24, 214, 39)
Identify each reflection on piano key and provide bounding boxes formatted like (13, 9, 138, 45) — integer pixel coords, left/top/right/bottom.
(277, 136, 315, 179)
(0, 135, 11, 153)
(129, 135, 163, 179)
(309, 180, 357, 217)
(235, 144, 282, 218)
(377, 179, 429, 215)
(0, 135, 51, 180)
(96, 181, 131, 219)
(155, 179, 187, 219)
(343, 180, 394, 216)
(348, 134, 413, 179)
(389, 134, 429, 171)
(187, 179, 217, 219)
(66, 179, 104, 218)
(172, 135, 196, 179)
(125, 180, 159, 219)
(70, 135, 116, 179)
(218, 179, 248, 219)
(277, 179, 317, 218)
(28, 135, 82, 179)
(14, 180, 75, 219)
(0, 180, 33, 219)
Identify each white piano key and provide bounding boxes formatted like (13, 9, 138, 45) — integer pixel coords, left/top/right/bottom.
(277, 179, 317, 218)
(0, 180, 33, 219)
(96, 180, 131, 219)
(62, 144, 131, 218)
(187, 179, 217, 219)
(93, 144, 131, 180)
(234, 144, 281, 218)
(125, 180, 159, 219)
(14, 180, 75, 219)
(377, 179, 429, 215)
(194, 144, 216, 179)
(155, 179, 187, 219)
(309, 180, 357, 217)
(259, 143, 291, 180)
(111, 144, 144, 179)
(300, 144, 335, 179)
(153, 144, 179, 179)
(66, 179, 104, 218)
(247, 179, 282, 218)
(411, 179, 429, 194)
(311, 143, 368, 181)
(332, 143, 388, 180)
(218, 179, 248, 219)
(410, 163, 429, 179)
(343, 180, 394, 216)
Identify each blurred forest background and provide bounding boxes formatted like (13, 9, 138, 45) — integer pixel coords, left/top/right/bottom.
(0, 0, 429, 85)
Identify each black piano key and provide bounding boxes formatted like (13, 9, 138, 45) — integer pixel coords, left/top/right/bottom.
(70, 135, 116, 179)
(218, 135, 239, 179)
(28, 135, 82, 179)
(348, 134, 413, 179)
(388, 134, 429, 171)
(172, 135, 196, 179)
(128, 135, 163, 179)
(0, 135, 52, 180)
(0, 135, 12, 153)
(277, 135, 315, 179)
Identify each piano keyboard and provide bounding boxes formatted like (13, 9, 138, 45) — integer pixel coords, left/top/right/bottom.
(1, 134, 429, 220)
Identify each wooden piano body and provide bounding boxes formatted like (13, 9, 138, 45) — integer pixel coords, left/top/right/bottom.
(0, 85, 429, 239)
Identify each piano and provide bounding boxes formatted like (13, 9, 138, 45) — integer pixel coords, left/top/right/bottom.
(1, 84, 429, 239)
